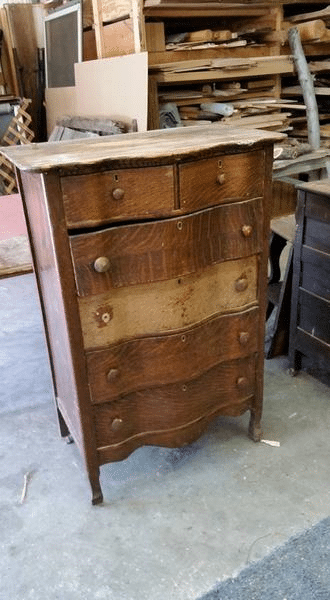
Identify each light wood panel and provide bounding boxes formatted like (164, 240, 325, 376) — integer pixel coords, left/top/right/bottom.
(79, 255, 258, 348)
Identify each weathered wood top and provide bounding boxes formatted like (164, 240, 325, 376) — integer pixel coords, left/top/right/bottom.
(1, 124, 283, 173)
(297, 178, 330, 196)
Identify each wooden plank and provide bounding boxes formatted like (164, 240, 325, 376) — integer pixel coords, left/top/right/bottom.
(78, 255, 258, 348)
(74, 54, 148, 132)
(84, 19, 135, 60)
(92, 0, 106, 58)
(101, 0, 132, 22)
(145, 21, 165, 52)
(45, 87, 77, 138)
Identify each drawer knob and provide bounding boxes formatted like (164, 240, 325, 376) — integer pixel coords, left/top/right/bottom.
(237, 376, 248, 389)
(239, 331, 250, 345)
(107, 368, 119, 382)
(94, 256, 110, 273)
(111, 418, 123, 432)
(217, 173, 226, 185)
(235, 277, 248, 292)
(241, 224, 253, 238)
(112, 188, 125, 201)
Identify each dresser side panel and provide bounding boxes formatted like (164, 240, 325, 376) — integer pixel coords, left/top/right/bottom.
(18, 171, 99, 474)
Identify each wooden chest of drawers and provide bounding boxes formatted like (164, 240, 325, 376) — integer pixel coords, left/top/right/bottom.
(289, 179, 330, 374)
(3, 125, 280, 504)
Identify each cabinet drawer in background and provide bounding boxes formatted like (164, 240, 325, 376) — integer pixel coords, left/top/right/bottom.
(93, 355, 256, 450)
(78, 255, 258, 349)
(70, 199, 261, 297)
(179, 150, 265, 212)
(61, 165, 175, 228)
(86, 307, 259, 404)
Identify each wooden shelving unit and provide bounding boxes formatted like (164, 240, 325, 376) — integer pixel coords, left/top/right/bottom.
(83, 0, 330, 132)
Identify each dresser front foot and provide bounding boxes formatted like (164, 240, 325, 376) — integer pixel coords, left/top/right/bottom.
(248, 412, 262, 443)
(89, 475, 104, 505)
(90, 481, 103, 506)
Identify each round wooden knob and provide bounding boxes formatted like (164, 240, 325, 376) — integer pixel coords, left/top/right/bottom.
(236, 376, 248, 389)
(235, 277, 248, 292)
(94, 256, 110, 273)
(107, 368, 119, 382)
(112, 188, 125, 201)
(239, 331, 250, 345)
(111, 418, 123, 432)
(241, 224, 253, 238)
(217, 173, 226, 185)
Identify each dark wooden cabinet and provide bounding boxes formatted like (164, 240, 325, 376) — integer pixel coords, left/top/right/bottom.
(2, 125, 280, 504)
(289, 179, 330, 374)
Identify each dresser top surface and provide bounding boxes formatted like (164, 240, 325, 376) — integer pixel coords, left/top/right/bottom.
(1, 124, 283, 173)
(297, 178, 330, 197)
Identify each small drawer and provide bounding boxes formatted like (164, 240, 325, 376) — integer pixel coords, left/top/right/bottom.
(61, 165, 175, 228)
(78, 255, 258, 349)
(70, 199, 261, 297)
(93, 355, 256, 449)
(179, 150, 265, 212)
(86, 307, 259, 404)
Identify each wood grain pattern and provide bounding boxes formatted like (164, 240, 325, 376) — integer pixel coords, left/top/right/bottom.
(94, 355, 256, 450)
(86, 306, 259, 404)
(62, 165, 175, 228)
(179, 150, 265, 211)
(70, 199, 261, 296)
(0, 124, 283, 173)
(301, 246, 330, 300)
(97, 399, 252, 463)
(79, 255, 258, 349)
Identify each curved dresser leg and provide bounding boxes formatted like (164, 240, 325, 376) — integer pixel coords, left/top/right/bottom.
(89, 475, 104, 506)
(248, 411, 262, 443)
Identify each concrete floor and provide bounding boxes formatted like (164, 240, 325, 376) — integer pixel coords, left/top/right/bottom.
(1, 273, 330, 600)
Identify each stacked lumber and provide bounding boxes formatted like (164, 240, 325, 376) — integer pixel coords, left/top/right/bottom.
(177, 97, 302, 132)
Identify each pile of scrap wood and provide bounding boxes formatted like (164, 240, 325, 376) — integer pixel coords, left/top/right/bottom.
(175, 97, 306, 132)
(146, 2, 330, 48)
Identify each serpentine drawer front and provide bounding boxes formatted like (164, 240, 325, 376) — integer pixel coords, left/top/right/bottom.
(2, 125, 281, 504)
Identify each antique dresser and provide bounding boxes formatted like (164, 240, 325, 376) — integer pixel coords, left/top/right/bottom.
(3, 125, 281, 503)
(289, 179, 330, 375)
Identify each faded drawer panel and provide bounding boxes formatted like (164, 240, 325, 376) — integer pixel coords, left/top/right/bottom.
(301, 246, 330, 300)
(93, 355, 256, 449)
(299, 288, 330, 344)
(79, 255, 258, 349)
(70, 199, 261, 297)
(179, 150, 264, 211)
(61, 165, 175, 228)
(87, 306, 259, 404)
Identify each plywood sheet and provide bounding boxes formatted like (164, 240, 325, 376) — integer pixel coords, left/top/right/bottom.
(74, 53, 148, 131)
(45, 87, 77, 137)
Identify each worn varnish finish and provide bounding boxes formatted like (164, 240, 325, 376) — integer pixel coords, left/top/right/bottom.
(179, 151, 265, 212)
(78, 257, 258, 349)
(62, 165, 176, 228)
(2, 127, 280, 504)
(86, 307, 259, 404)
(70, 199, 261, 296)
(289, 180, 330, 374)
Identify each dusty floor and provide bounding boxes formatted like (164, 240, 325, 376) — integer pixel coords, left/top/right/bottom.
(1, 273, 330, 600)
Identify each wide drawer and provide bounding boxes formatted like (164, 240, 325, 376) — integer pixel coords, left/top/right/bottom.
(79, 255, 258, 349)
(70, 199, 262, 297)
(61, 165, 175, 228)
(86, 306, 259, 404)
(179, 150, 264, 212)
(93, 355, 256, 449)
